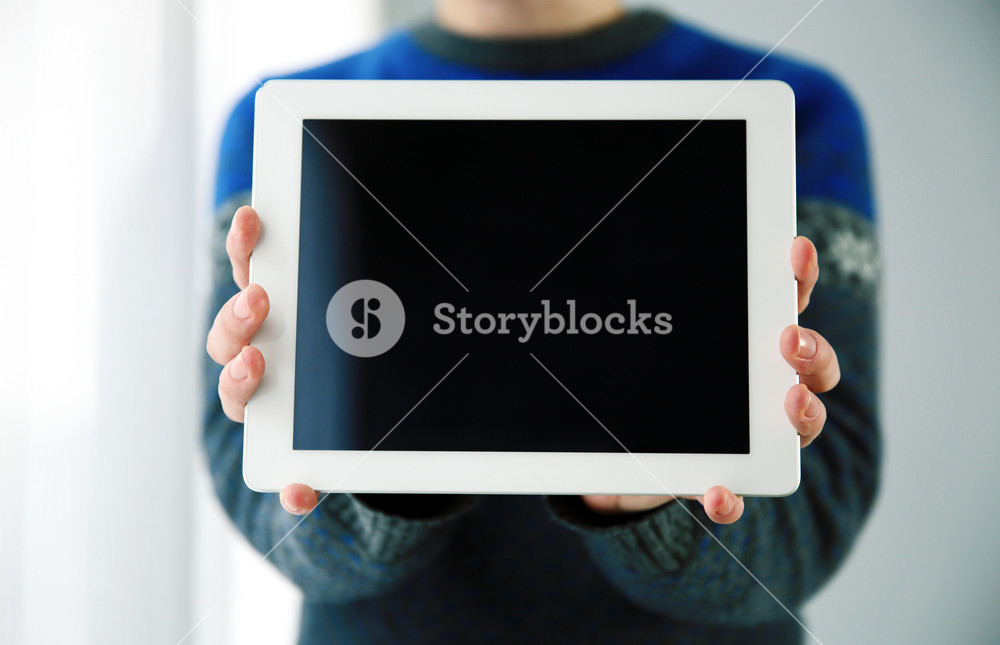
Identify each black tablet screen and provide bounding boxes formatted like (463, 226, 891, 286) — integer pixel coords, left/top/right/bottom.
(293, 119, 748, 453)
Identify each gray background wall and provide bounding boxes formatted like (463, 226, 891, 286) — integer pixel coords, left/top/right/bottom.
(380, 2, 1000, 643)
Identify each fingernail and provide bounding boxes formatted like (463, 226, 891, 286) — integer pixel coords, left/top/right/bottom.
(279, 491, 298, 513)
(804, 392, 821, 420)
(234, 290, 251, 320)
(797, 329, 817, 359)
(718, 495, 735, 516)
(229, 351, 248, 381)
(230, 209, 243, 238)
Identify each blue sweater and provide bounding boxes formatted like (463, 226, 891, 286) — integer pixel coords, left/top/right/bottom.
(205, 10, 879, 644)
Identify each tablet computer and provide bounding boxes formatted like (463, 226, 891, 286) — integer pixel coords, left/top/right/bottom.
(246, 79, 799, 496)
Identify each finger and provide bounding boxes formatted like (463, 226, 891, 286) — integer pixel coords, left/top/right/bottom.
(218, 345, 265, 422)
(784, 383, 827, 448)
(581, 495, 674, 515)
(226, 205, 261, 289)
(780, 325, 841, 393)
(280, 483, 320, 515)
(206, 284, 270, 365)
(792, 236, 819, 314)
(699, 486, 744, 525)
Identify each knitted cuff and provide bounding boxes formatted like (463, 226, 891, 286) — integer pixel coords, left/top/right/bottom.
(331, 494, 479, 563)
(547, 496, 699, 575)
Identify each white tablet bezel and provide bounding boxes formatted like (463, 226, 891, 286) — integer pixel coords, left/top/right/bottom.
(246, 79, 798, 496)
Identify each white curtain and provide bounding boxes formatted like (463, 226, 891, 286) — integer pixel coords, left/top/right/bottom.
(0, 1, 380, 644)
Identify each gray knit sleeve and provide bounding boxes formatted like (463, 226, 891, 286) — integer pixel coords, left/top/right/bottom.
(547, 495, 699, 575)
(203, 196, 477, 602)
(542, 199, 880, 625)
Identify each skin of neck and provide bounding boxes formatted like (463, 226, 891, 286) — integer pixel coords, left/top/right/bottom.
(434, 0, 625, 38)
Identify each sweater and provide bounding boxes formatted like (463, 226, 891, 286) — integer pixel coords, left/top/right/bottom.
(204, 9, 880, 644)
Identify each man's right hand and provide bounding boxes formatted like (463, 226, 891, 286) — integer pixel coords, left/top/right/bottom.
(207, 205, 269, 422)
(206, 205, 332, 517)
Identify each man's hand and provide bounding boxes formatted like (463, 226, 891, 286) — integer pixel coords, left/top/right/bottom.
(206, 206, 316, 514)
(581, 236, 840, 524)
(207, 206, 268, 420)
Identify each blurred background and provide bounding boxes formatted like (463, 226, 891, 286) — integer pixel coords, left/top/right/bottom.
(0, 1, 997, 643)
